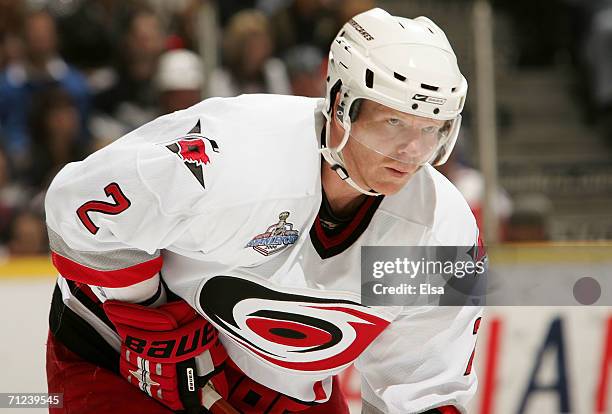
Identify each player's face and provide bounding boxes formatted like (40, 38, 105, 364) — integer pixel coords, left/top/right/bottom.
(336, 99, 448, 195)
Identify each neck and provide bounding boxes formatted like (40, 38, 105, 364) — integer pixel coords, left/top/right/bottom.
(321, 162, 368, 217)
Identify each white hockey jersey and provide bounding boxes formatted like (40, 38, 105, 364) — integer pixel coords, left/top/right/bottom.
(45, 94, 482, 414)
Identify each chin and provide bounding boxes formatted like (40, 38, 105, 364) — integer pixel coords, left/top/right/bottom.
(370, 180, 408, 195)
(369, 172, 416, 195)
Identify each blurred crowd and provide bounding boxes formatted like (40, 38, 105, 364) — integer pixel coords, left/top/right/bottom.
(0, 0, 379, 256)
(3, 0, 589, 256)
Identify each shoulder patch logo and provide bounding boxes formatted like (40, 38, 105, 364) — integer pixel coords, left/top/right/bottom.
(165, 120, 220, 188)
(246, 211, 299, 256)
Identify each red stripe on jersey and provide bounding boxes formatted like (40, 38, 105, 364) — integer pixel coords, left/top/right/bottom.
(309, 195, 383, 260)
(437, 406, 460, 414)
(314, 196, 376, 249)
(51, 251, 163, 288)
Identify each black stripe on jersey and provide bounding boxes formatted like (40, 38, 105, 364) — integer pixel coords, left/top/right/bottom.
(49, 282, 119, 374)
(309, 195, 384, 259)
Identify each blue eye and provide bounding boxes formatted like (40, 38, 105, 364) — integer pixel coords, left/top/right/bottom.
(421, 126, 437, 134)
(387, 118, 401, 126)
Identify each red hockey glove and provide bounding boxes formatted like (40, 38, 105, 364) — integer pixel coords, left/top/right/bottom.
(104, 299, 234, 413)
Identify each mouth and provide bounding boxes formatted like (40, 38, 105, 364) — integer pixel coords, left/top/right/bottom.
(384, 167, 412, 178)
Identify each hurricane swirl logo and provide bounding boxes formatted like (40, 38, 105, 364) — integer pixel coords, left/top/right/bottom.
(199, 276, 390, 372)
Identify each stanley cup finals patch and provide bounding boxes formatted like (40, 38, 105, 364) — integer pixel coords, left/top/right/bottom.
(246, 211, 299, 256)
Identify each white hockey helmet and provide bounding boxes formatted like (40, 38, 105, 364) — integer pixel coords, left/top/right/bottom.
(321, 8, 468, 195)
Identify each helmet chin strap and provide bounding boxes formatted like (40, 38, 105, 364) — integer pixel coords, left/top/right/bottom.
(320, 115, 381, 197)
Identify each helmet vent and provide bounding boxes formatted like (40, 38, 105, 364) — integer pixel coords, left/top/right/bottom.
(394, 72, 406, 82)
(365, 69, 374, 88)
(452, 87, 457, 92)
(421, 83, 439, 91)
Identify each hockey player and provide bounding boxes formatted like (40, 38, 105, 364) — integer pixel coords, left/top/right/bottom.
(45, 8, 482, 414)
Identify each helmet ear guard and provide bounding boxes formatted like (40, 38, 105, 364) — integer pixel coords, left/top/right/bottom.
(334, 98, 361, 123)
(335, 105, 344, 121)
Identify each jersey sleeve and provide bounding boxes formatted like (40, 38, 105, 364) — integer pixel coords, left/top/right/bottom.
(355, 305, 482, 414)
(45, 110, 209, 300)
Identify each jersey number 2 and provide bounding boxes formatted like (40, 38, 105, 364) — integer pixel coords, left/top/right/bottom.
(77, 182, 131, 235)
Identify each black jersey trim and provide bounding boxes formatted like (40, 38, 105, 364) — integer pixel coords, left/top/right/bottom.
(65, 280, 116, 330)
(310, 195, 384, 259)
(49, 282, 119, 374)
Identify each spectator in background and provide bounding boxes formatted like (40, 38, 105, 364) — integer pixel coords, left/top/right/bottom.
(216, 0, 257, 27)
(284, 44, 325, 97)
(147, 0, 201, 51)
(0, 9, 90, 168)
(53, 0, 118, 74)
(0, 146, 31, 244)
(155, 49, 204, 115)
(26, 87, 88, 190)
(269, 0, 337, 55)
(93, 7, 165, 139)
(6, 209, 47, 256)
(51, 0, 148, 98)
(0, 0, 25, 70)
(207, 9, 291, 97)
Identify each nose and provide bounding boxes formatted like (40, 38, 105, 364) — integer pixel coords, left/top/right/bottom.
(395, 136, 430, 158)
